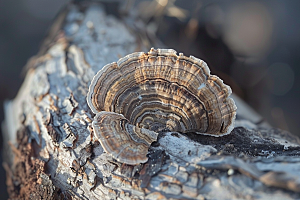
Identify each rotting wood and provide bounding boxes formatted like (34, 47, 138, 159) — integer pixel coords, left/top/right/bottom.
(2, 2, 300, 199)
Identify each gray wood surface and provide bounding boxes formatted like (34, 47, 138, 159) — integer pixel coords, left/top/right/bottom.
(3, 2, 300, 199)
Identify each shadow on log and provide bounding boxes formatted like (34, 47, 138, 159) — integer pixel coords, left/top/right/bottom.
(2, 2, 300, 199)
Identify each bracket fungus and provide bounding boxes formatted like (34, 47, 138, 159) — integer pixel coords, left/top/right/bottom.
(93, 111, 158, 165)
(87, 48, 237, 165)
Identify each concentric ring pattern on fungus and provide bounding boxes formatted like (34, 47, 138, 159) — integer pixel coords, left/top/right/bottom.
(87, 48, 237, 165)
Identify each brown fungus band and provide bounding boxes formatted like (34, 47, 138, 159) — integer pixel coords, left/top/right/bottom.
(87, 48, 236, 165)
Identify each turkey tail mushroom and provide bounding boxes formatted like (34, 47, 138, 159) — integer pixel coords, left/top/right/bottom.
(92, 111, 158, 165)
(87, 48, 237, 164)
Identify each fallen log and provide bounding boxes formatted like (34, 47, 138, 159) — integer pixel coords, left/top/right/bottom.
(2, 2, 300, 199)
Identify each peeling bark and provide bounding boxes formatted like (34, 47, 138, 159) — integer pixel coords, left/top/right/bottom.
(2, 2, 300, 200)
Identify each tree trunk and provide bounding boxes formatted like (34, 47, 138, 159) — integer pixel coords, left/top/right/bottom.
(3, 2, 300, 199)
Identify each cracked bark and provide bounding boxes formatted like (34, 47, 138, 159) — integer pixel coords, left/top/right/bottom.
(2, 2, 300, 200)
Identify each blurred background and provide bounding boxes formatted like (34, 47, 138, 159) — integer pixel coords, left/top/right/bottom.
(0, 0, 300, 198)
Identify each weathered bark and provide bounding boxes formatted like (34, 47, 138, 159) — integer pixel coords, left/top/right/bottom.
(2, 2, 300, 200)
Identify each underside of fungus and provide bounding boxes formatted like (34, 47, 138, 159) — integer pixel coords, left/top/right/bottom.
(87, 48, 237, 165)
